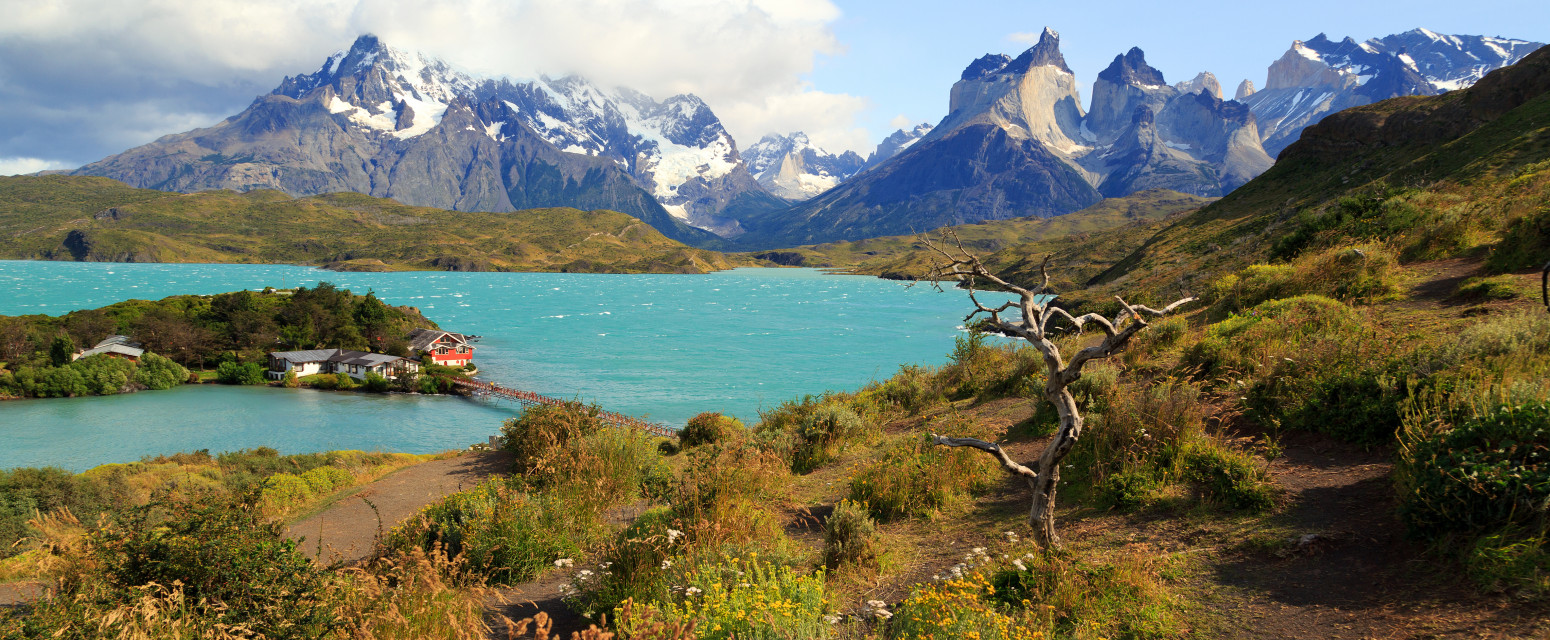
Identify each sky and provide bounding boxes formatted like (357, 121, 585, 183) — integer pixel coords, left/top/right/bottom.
(1, 0, 1546, 176)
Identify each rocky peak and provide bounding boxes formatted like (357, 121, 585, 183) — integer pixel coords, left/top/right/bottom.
(1175, 71, 1223, 99)
(962, 54, 1014, 81)
(864, 123, 934, 169)
(1235, 79, 1256, 100)
(1098, 48, 1166, 87)
(1004, 27, 1073, 75)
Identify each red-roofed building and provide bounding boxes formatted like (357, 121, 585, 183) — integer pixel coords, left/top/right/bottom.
(408, 328, 476, 367)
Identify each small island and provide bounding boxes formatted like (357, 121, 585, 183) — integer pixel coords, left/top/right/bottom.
(0, 283, 475, 399)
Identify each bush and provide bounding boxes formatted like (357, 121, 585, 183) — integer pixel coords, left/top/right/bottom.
(679, 412, 745, 448)
(500, 401, 605, 477)
(88, 494, 337, 639)
(386, 478, 577, 584)
(1094, 471, 1162, 510)
(1246, 364, 1405, 444)
(333, 372, 354, 389)
(1181, 295, 1363, 379)
(1398, 402, 1550, 535)
(363, 371, 390, 392)
(823, 499, 880, 571)
(850, 427, 1000, 522)
(1464, 529, 1549, 597)
(792, 404, 870, 473)
(216, 361, 267, 385)
(133, 352, 188, 390)
(1179, 443, 1276, 512)
(1486, 207, 1550, 273)
(282, 369, 299, 388)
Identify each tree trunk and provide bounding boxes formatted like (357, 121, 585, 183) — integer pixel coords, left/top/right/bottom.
(1028, 386, 1084, 549)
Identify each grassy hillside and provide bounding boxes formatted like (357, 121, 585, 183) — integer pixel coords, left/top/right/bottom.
(0, 176, 752, 273)
(750, 189, 1213, 288)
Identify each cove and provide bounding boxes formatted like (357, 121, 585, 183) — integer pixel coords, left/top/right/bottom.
(0, 261, 1012, 471)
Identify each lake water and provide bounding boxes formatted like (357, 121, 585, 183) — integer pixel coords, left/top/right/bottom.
(0, 261, 1010, 471)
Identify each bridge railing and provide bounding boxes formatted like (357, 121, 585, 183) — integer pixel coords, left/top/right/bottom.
(451, 379, 676, 437)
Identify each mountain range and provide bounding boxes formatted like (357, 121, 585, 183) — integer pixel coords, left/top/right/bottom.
(68, 28, 1542, 251)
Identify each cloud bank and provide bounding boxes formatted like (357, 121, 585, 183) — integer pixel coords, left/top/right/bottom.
(0, 0, 867, 170)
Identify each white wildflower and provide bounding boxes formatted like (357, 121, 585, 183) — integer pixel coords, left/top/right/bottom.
(554, 558, 574, 568)
(1013, 559, 1028, 571)
(686, 587, 702, 596)
(866, 600, 887, 609)
(824, 615, 841, 625)
(666, 528, 684, 543)
(661, 560, 673, 569)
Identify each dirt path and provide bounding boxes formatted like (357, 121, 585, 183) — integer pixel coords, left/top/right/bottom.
(287, 450, 511, 564)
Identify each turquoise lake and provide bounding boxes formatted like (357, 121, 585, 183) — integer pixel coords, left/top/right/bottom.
(0, 261, 1012, 471)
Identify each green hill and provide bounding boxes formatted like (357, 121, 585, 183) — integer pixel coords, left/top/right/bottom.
(0, 176, 751, 273)
(749, 189, 1214, 290)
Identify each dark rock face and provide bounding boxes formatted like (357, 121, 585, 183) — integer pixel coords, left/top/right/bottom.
(1098, 48, 1167, 87)
(962, 54, 1014, 81)
(735, 124, 1103, 248)
(1005, 28, 1073, 75)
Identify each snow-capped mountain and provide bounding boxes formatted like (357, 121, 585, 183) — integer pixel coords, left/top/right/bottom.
(862, 123, 933, 170)
(742, 132, 865, 201)
(1370, 28, 1542, 91)
(75, 35, 781, 240)
(733, 28, 1271, 248)
(1239, 30, 1542, 157)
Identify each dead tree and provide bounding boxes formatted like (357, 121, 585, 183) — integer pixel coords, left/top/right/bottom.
(921, 232, 1195, 548)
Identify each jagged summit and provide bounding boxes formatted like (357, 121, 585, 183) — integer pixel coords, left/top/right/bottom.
(1099, 48, 1166, 87)
(1176, 72, 1223, 99)
(1006, 27, 1072, 75)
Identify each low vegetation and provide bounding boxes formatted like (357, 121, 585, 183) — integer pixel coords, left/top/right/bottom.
(0, 175, 750, 273)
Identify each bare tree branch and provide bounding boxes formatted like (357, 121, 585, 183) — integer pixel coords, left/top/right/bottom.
(930, 434, 1039, 480)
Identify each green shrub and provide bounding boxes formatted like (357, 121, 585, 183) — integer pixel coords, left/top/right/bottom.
(679, 412, 745, 448)
(1398, 402, 1550, 535)
(1486, 207, 1550, 273)
(362, 371, 390, 392)
(1246, 363, 1406, 445)
(1179, 444, 1276, 511)
(823, 499, 880, 571)
(333, 372, 353, 389)
(386, 478, 577, 584)
(1094, 471, 1162, 510)
(281, 369, 299, 388)
(216, 361, 266, 385)
(875, 364, 945, 414)
(1464, 529, 1549, 596)
(850, 429, 999, 521)
(133, 353, 188, 390)
(48, 335, 74, 367)
(1181, 295, 1363, 379)
(88, 494, 337, 639)
(792, 404, 870, 473)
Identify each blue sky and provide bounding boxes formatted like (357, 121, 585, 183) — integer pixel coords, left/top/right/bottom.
(811, 0, 1550, 138)
(0, 0, 1546, 174)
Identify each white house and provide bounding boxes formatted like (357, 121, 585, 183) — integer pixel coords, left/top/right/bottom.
(266, 349, 420, 381)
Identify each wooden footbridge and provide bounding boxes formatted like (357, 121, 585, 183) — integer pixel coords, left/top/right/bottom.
(452, 379, 677, 438)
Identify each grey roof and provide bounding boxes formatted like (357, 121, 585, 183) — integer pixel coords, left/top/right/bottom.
(269, 349, 409, 367)
(270, 349, 341, 363)
(94, 335, 142, 349)
(335, 351, 405, 367)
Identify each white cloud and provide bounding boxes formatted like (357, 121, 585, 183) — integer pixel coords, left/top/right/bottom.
(0, 157, 73, 176)
(889, 114, 915, 129)
(1007, 32, 1042, 46)
(0, 0, 871, 161)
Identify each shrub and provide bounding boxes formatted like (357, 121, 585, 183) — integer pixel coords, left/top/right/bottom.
(88, 494, 337, 639)
(363, 371, 390, 392)
(48, 335, 74, 367)
(216, 361, 266, 385)
(875, 364, 945, 414)
(1464, 529, 1549, 597)
(500, 401, 605, 477)
(679, 412, 745, 448)
(1094, 471, 1162, 510)
(1397, 402, 1550, 535)
(823, 499, 880, 571)
(1179, 443, 1276, 511)
(386, 478, 577, 584)
(1486, 207, 1550, 273)
(1246, 364, 1406, 444)
(1181, 295, 1363, 379)
(792, 403, 870, 473)
(333, 372, 354, 389)
(891, 572, 1041, 640)
(850, 426, 1000, 522)
(133, 352, 188, 390)
(973, 550, 1183, 640)
(282, 369, 299, 388)
(671, 443, 790, 546)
